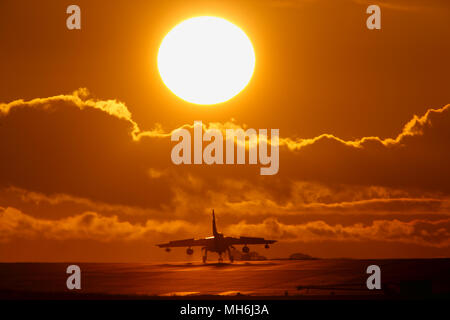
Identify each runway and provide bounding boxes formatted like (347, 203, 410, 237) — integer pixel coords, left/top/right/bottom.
(1, 259, 449, 298)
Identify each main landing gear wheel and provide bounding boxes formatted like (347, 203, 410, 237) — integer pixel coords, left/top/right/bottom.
(227, 247, 234, 263)
(202, 247, 207, 264)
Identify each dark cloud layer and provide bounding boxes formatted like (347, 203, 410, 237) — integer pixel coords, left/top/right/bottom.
(1, 91, 450, 256)
(2, 92, 450, 207)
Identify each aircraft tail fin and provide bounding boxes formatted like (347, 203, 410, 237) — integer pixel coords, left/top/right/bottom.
(212, 209, 218, 236)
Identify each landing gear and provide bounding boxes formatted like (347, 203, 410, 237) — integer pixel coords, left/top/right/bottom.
(218, 253, 223, 263)
(202, 247, 208, 264)
(227, 247, 234, 263)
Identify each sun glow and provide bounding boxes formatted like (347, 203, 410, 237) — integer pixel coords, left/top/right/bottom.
(157, 16, 255, 105)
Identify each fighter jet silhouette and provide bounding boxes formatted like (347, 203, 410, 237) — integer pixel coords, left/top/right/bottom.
(157, 210, 277, 263)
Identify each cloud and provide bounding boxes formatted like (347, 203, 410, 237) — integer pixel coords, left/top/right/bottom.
(2, 204, 448, 248)
(277, 104, 450, 194)
(352, 0, 446, 12)
(0, 206, 201, 243)
(269, 0, 446, 12)
(0, 90, 178, 208)
(269, 0, 317, 9)
(0, 88, 165, 141)
(225, 218, 450, 247)
(3, 186, 164, 218)
(6, 88, 448, 151)
(1, 89, 450, 224)
(167, 180, 450, 217)
(281, 104, 450, 151)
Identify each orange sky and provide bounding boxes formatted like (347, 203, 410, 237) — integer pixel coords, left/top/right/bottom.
(0, 0, 450, 261)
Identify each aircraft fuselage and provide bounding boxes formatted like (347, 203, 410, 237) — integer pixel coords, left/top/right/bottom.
(206, 234, 228, 253)
(156, 210, 276, 263)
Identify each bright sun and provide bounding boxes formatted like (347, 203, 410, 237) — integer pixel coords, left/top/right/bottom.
(157, 16, 255, 105)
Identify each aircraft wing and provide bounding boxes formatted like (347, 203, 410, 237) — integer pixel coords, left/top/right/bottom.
(156, 238, 211, 248)
(226, 236, 277, 245)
